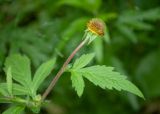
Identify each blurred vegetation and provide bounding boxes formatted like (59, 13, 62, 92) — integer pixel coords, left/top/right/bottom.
(0, 0, 160, 114)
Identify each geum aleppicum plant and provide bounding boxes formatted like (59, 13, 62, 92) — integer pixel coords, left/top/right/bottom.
(0, 18, 144, 114)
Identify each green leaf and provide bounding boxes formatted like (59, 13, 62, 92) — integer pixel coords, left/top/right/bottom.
(32, 58, 56, 95)
(73, 53, 95, 69)
(71, 71, 84, 97)
(0, 83, 9, 96)
(2, 105, 25, 114)
(0, 97, 12, 103)
(5, 54, 32, 91)
(6, 67, 13, 96)
(0, 83, 29, 96)
(79, 65, 144, 99)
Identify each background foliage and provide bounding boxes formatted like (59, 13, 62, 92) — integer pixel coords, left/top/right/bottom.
(0, 0, 160, 114)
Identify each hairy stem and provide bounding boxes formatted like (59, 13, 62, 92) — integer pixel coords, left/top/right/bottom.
(42, 39, 87, 100)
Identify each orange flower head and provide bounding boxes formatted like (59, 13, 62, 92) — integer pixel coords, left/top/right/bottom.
(87, 18, 106, 36)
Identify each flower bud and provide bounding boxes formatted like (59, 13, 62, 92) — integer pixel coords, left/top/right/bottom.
(84, 18, 106, 44)
(87, 18, 106, 36)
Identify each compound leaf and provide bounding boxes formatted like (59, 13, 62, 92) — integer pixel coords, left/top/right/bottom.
(70, 53, 144, 99)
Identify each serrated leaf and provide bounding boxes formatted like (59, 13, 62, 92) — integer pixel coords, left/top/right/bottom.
(4, 54, 32, 93)
(73, 53, 95, 69)
(71, 71, 84, 97)
(79, 65, 144, 99)
(32, 58, 56, 95)
(6, 67, 13, 96)
(2, 105, 25, 114)
(0, 83, 29, 96)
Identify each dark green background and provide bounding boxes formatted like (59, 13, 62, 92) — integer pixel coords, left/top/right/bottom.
(0, 0, 160, 114)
